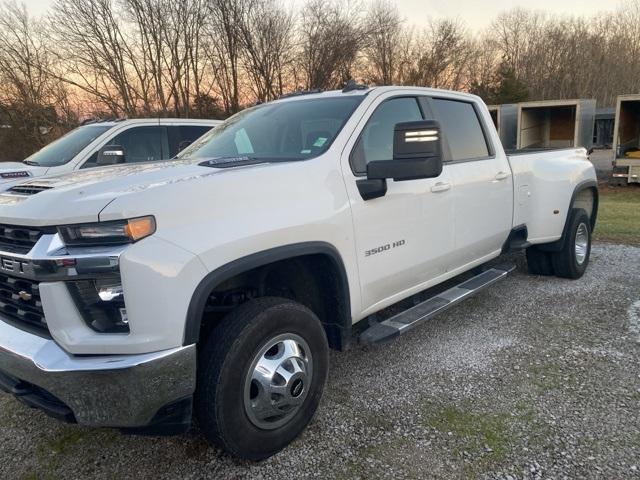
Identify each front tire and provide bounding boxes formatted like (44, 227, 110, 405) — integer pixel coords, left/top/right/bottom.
(551, 208, 592, 279)
(195, 297, 329, 460)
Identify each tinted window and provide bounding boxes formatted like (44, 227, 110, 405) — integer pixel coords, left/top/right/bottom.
(111, 126, 169, 164)
(178, 97, 363, 161)
(432, 99, 489, 161)
(351, 97, 423, 174)
(23, 125, 111, 167)
(170, 125, 214, 157)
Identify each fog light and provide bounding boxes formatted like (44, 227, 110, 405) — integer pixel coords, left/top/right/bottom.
(67, 276, 130, 334)
(98, 284, 124, 302)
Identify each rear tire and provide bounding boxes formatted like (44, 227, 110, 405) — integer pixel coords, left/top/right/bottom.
(551, 208, 591, 279)
(195, 297, 329, 460)
(526, 247, 554, 276)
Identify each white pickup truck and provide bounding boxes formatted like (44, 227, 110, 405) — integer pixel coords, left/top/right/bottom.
(0, 118, 220, 186)
(0, 86, 597, 460)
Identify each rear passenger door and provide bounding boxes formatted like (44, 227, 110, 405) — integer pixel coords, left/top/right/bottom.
(168, 125, 214, 158)
(114, 126, 169, 163)
(429, 97, 513, 268)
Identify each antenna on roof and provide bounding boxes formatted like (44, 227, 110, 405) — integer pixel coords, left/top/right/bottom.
(342, 80, 368, 93)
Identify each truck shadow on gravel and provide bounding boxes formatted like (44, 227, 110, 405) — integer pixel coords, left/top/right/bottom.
(1, 244, 640, 480)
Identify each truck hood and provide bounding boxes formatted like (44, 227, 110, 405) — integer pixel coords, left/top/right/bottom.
(0, 159, 224, 226)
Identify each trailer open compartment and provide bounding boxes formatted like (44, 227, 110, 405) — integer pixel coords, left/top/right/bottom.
(612, 94, 640, 184)
(516, 100, 595, 150)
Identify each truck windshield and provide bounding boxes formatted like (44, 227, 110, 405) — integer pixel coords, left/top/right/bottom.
(23, 125, 111, 167)
(178, 96, 363, 161)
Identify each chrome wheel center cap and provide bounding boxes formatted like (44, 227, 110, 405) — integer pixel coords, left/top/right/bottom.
(244, 333, 313, 430)
(291, 378, 304, 398)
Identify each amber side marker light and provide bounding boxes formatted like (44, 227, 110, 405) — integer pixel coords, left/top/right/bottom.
(125, 216, 156, 241)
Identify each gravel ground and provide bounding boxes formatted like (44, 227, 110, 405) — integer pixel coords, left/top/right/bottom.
(1, 243, 639, 479)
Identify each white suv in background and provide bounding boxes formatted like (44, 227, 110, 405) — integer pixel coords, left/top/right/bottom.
(0, 118, 221, 185)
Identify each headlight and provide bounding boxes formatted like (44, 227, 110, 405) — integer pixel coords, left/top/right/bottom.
(58, 216, 156, 246)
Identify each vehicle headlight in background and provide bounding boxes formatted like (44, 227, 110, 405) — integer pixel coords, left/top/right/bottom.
(58, 216, 156, 246)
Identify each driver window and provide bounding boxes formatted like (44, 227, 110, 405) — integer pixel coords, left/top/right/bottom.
(350, 97, 423, 175)
(81, 126, 169, 168)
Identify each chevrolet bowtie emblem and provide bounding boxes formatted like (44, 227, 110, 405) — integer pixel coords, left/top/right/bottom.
(18, 291, 32, 301)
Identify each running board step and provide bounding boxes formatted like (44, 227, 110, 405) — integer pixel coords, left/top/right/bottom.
(359, 264, 516, 345)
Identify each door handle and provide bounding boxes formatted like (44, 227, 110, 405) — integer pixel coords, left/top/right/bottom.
(431, 182, 451, 193)
(494, 171, 510, 181)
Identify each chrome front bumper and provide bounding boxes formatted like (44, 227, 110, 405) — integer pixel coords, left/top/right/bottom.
(0, 318, 196, 427)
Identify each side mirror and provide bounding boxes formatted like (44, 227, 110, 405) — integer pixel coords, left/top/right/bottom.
(366, 120, 443, 181)
(97, 145, 126, 166)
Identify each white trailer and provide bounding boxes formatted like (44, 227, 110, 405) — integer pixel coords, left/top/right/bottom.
(516, 99, 596, 151)
(612, 94, 640, 185)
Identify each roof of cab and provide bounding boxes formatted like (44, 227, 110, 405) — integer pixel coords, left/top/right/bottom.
(272, 85, 480, 104)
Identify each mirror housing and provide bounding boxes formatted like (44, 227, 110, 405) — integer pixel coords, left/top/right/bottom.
(97, 145, 126, 166)
(366, 120, 443, 181)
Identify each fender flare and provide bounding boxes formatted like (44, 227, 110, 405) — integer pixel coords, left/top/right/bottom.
(183, 241, 352, 348)
(539, 179, 599, 253)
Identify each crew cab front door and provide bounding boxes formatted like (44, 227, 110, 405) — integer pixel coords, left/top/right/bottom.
(80, 126, 170, 169)
(341, 94, 456, 315)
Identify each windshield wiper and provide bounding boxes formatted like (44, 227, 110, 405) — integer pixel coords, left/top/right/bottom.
(23, 160, 40, 166)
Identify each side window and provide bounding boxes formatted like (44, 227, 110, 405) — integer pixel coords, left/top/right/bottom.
(81, 151, 99, 169)
(431, 99, 490, 161)
(351, 97, 423, 174)
(169, 125, 214, 157)
(107, 126, 169, 164)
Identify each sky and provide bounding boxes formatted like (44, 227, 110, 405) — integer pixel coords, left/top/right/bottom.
(27, 0, 619, 30)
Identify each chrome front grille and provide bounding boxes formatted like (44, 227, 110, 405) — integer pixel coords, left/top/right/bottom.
(0, 224, 44, 254)
(0, 272, 45, 333)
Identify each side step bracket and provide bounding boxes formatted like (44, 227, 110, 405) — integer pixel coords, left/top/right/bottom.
(359, 264, 516, 345)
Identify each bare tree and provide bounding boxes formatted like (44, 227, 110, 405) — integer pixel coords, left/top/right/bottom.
(239, 0, 294, 102)
(122, 0, 211, 116)
(407, 19, 473, 90)
(203, 0, 248, 115)
(362, 0, 404, 85)
(0, 1, 74, 159)
(49, 0, 143, 116)
(298, 0, 364, 90)
(5, 0, 640, 138)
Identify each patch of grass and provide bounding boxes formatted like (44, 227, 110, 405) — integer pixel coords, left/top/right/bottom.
(528, 361, 563, 392)
(421, 403, 510, 460)
(594, 185, 640, 245)
(24, 426, 119, 479)
(363, 411, 394, 431)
